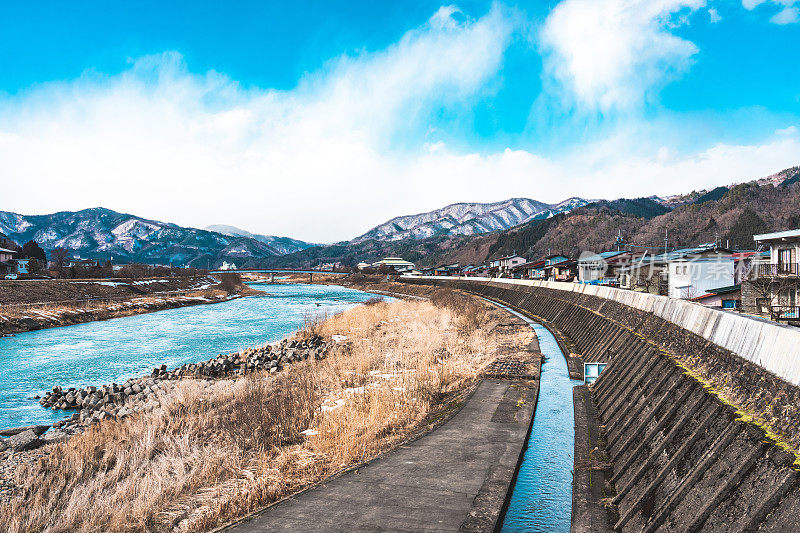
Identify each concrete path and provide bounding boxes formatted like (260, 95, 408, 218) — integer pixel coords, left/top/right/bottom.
(224, 379, 537, 532)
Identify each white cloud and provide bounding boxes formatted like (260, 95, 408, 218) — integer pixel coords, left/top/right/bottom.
(0, 3, 798, 245)
(0, 6, 516, 242)
(776, 125, 799, 136)
(742, 0, 800, 24)
(708, 7, 722, 22)
(541, 0, 705, 112)
(771, 5, 800, 23)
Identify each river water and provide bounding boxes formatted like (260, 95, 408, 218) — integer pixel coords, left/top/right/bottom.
(501, 320, 582, 532)
(0, 283, 378, 429)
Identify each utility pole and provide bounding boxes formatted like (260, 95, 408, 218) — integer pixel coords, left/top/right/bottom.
(664, 229, 669, 255)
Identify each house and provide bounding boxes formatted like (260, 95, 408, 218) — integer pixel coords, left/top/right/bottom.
(549, 258, 578, 282)
(540, 255, 569, 281)
(512, 259, 546, 280)
(578, 251, 638, 285)
(463, 264, 489, 277)
(666, 247, 736, 299)
(0, 247, 16, 276)
(219, 261, 238, 271)
(693, 285, 741, 309)
(434, 263, 461, 276)
(14, 259, 30, 275)
(68, 258, 100, 269)
(578, 251, 622, 284)
(319, 262, 343, 271)
(618, 252, 669, 294)
(0, 247, 14, 263)
(742, 229, 800, 323)
(490, 254, 526, 277)
(372, 257, 415, 273)
(356, 262, 371, 271)
(620, 245, 738, 296)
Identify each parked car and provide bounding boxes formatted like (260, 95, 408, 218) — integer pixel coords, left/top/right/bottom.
(4, 273, 18, 280)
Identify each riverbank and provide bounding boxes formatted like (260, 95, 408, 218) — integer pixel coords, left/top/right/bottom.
(0, 276, 257, 336)
(1, 290, 533, 532)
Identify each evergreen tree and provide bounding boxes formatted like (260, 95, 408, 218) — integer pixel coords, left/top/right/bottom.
(22, 240, 47, 262)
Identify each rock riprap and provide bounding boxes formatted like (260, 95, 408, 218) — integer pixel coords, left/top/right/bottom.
(33, 335, 329, 440)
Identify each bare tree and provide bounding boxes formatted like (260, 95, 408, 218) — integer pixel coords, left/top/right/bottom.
(51, 247, 70, 268)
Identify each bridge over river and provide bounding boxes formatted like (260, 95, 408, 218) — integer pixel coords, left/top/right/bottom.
(210, 269, 349, 283)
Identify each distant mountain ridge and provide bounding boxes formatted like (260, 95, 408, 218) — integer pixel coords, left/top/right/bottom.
(6, 165, 799, 271)
(0, 208, 306, 268)
(261, 164, 800, 270)
(352, 197, 590, 243)
(659, 166, 800, 208)
(204, 224, 314, 255)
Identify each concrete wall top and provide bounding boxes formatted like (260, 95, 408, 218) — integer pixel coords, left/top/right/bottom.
(407, 275, 800, 386)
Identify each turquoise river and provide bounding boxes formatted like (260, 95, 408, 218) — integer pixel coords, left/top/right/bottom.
(0, 283, 378, 429)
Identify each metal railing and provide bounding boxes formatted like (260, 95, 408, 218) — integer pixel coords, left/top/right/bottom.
(771, 306, 800, 321)
(754, 263, 800, 278)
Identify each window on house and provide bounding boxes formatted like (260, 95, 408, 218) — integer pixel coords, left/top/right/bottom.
(779, 249, 792, 267)
(778, 289, 797, 307)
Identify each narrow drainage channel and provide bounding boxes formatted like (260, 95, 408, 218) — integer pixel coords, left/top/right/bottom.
(488, 300, 582, 533)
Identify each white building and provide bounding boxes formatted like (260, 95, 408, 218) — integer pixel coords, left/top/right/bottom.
(491, 254, 527, 277)
(372, 257, 415, 272)
(219, 261, 238, 271)
(668, 248, 735, 299)
(744, 229, 800, 318)
(753, 229, 800, 277)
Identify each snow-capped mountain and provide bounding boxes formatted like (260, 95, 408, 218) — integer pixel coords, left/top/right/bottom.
(0, 208, 300, 267)
(204, 224, 314, 255)
(352, 197, 589, 243)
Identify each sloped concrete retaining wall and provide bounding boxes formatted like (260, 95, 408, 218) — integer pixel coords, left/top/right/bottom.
(401, 276, 800, 531)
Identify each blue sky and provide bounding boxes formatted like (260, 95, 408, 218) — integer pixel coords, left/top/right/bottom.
(1, 1, 799, 242)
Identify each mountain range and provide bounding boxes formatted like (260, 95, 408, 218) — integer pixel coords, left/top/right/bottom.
(0, 208, 313, 268)
(351, 197, 589, 243)
(204, 224, 315, 255)
(263, 165, 800, 269)
(2, 165, 799, 269)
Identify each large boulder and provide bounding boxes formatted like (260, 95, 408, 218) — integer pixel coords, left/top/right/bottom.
(42, 429, 69, 444)
(0, 424, 50, 437)
(7, 429, 41, 452)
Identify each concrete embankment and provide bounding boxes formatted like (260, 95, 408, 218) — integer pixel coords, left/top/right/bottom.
(592, 332, 800, 532)
(401, 276, 800, 531)
(402, 276, 800, 448)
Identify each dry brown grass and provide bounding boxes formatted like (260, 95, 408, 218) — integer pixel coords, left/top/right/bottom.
(2, 296, 522, 533)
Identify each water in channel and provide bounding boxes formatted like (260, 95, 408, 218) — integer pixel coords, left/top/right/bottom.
(0, 283, 379, 429)
(501, 320, 583, 532)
